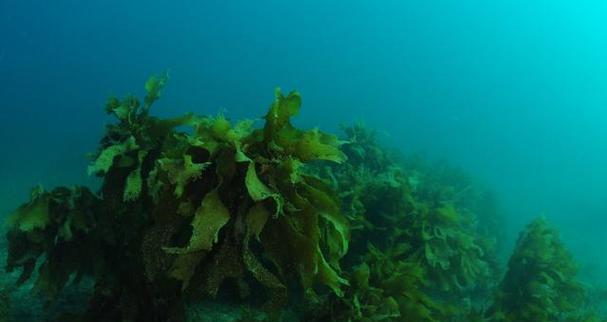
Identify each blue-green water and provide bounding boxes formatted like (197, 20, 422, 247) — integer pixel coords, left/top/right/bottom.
(1, 0, 607, 320)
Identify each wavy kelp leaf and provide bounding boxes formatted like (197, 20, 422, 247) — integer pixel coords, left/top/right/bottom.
(165, 191, 230, 254)
(184, 116, 222, 155)
(197, 113, 232, 142)
(123, 169, 143, 202)
(88, 135, 139, 175)
(123, 150, 148, 201)
(156, 155, 211, 198)
(192, 115, 256, 161)
(245, 162, 283, 216)
(144, 72, 169, 109)
(186, 115, 254, 159)
(244, 163, 275, 200)
(261, 215, 318, 288)
(262, 90, 346, 164)
(260, 200, 349, 299)
(316, 250, 348, 297)
(111, 104, 132, 121)
(7, 187, 50, 233)
(185, 132, 221, 159)
(294, 129, 346, 163)
(229, 119, 255, 141)
(302, 179, 349, 259)
(263, 89, 301, 142)
(231, 120, 255, 162)
(105, 97, 133, 120)
(278, 157, 304, 184)
(235, 146, 252, 163)
(105, 95, 140, 122)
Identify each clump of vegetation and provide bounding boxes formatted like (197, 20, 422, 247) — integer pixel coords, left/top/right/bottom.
(487, 218, 602, 322)
(304, 125, 500, 321)
(303, 243, 456, 322)
(5, 75, 349, 321)
(6, 185, 100, 300)
(3, 75, 604, 322)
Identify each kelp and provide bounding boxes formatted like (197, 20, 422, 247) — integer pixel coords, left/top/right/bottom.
(303, 244, 454, 322)
(6, 186, 100, 299)
(487, 218, 602, 322)
(303, 124, 499, 321)
(403, 155, 507, 259)
(4, 75, 349, 321)
(405, 202, 492, 294)
(5, 75, 603, 322)
(399, 159, 498, 301)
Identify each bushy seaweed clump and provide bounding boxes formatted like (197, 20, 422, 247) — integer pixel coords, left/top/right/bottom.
(304, 125, 501, 321)
(487, 218, 602, 322)
(5, 75, 349, 321)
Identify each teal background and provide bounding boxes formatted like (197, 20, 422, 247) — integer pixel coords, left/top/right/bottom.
(1, 0, 606, 280)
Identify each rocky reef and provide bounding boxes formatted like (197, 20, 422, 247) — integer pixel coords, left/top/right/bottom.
(2, 75, 603, 322)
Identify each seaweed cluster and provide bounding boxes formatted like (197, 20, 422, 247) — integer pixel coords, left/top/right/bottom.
(3, 76, 604, 322)
(310, 125, 602, 322)
(5, 75, 348, 321)
(487, 218, 602, 322)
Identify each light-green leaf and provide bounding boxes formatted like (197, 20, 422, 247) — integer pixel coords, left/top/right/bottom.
(164, 191, 231, 254)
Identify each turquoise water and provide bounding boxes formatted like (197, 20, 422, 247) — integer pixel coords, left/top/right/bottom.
(1, 0, 607, 320)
